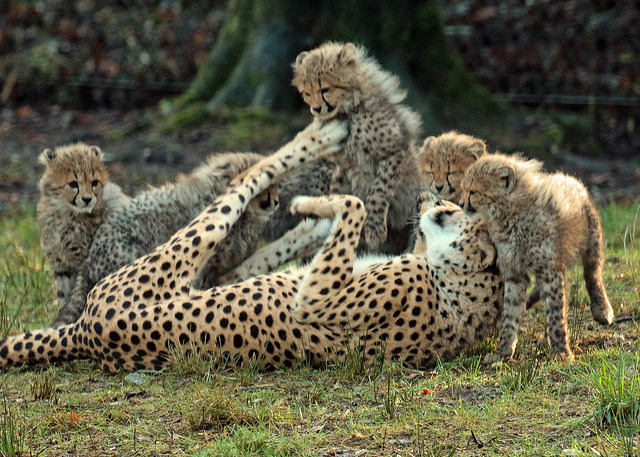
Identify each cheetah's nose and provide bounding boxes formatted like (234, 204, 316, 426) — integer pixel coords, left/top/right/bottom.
(82, 196, 93, 205)
(312, 106, 322, 113)
(434, 184, 444, 192)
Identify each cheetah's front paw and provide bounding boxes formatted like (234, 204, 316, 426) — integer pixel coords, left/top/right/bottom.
(290, 195, 337, 218)
(298, 119, 349, 145)
(290, 196, 312, 216)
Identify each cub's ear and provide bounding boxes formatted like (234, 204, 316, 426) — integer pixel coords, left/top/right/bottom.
(294, 51, 308, 67)
(39, 148, 55, 165)
(89, 145, 103, 160)
(420, 136, 436, 153)
(467, 138, 487, 159)
(496, 165, 516, 192)
(338, 42, 357, 66)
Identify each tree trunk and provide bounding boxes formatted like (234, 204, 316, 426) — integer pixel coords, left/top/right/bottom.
(165, 0, 496, 121)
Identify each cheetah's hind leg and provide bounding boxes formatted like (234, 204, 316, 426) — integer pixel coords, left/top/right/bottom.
(218, 217, 332, 283)
(290, 195, 367, 325)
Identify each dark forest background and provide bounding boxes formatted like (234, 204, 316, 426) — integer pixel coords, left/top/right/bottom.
(0, 0, 638, 208)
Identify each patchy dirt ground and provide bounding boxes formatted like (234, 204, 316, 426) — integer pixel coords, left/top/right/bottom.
(1, 104, 638, 217)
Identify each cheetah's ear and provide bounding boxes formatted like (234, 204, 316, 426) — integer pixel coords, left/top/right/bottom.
(467, 138, 487, 159)
(89, 145, 103, 160)
(337, 42, 357, 66)
(39, 148, 55, 166)
(294, 51, 309, 68)
(496, 165, 516, 192)
(419, 136, 436, 154)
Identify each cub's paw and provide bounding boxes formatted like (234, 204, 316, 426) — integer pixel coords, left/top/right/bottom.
(482, 343, 515, 366)
(591, 301, 614, 326)
(291, 195, 363, 220)
(550, 346, 575, 363)
(290, 217, 321, 236)
(482, 352, 508, 366)
(310, 218, 333, 240)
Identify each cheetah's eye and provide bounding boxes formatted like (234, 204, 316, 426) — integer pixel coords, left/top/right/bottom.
(321, 87, 330, 94)
(302, 92, 311, 97)
(68, 181, 79, 189)
(91, 180, 100, 187)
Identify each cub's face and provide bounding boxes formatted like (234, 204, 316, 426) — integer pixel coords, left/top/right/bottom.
(420, 201, 495, 274)
(459, 161, 516, 215)
(248, 185, 279, 220)
(418, 132, 486, 202)
(39, 144, 107, 213)
(292, 42, 360, 121)
(296, 81, 352, 120)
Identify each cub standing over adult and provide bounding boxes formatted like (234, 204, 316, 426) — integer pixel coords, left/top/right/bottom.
(291, 41, 422, 252)
(37, 143, 129, 310)
(460, 153, 614, 362)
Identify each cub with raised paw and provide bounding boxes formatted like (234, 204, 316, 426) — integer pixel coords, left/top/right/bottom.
(290, 41, 422, 252)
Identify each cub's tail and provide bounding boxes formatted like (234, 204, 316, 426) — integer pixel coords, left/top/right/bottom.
(0, 323, 81, 369)
(583, 200, 614, 325)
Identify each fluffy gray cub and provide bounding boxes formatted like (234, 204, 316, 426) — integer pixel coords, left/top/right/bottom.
(289, 41, 423, 253)
(52, 152, 277, 326)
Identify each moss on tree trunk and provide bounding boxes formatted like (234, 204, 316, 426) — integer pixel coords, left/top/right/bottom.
(163, 0, 498, 128)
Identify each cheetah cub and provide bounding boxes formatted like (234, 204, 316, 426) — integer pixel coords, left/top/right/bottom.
(291, 41, 422, 252)
(418, 131, 486, 202)
(37, 143, 129, 309)
(52, 152, 279, 326)
(460, 153, 614, 362)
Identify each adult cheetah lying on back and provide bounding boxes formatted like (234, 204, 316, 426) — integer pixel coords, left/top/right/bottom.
(0, 121, 503, 372)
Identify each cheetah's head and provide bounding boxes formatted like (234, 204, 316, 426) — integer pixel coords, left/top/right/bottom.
(421, 201, 496, 274)
(38, 143, 108, 213)
(292, 42, 363, 121)
(459, 153, 542, 215)
(248, 185, 279, 220)
(418, 131, 486, 202)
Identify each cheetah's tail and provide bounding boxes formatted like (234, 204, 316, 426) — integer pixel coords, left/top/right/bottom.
(0, 323, 82, 369)
(583, 200, 614, 325)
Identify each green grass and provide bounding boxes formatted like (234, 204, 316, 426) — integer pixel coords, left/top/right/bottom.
(0, 203, 639, 456)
